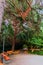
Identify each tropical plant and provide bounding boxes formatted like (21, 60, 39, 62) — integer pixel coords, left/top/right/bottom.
(30, 37, 43, 46)
(3, 0, 42, 51)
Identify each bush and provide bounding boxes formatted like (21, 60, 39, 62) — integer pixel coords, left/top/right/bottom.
(29, 50, 43, 55)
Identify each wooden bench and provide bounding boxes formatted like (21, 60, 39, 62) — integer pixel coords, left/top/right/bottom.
(30, 49, 40, 52)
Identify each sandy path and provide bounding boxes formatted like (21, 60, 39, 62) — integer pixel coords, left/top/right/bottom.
(6, 54, 43, 65)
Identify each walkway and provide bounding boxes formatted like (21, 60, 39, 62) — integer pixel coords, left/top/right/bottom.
(6, 54, 43, 65)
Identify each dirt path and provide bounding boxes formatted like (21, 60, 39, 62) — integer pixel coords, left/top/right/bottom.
(5, 54, 43, 65)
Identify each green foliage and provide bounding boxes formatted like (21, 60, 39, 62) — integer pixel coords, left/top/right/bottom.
(1, 21, 14, 39)
(30, 37, 43, 46)
(23, 44, 28, 48)
(29, 50, 43, 55)
(3, 0, 43, 51)
(16, 31, 27, 42)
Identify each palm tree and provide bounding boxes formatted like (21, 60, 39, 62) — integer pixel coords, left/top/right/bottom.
(3, 0, 41, 51)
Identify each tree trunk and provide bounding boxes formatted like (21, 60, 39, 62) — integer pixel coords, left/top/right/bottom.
(12, 38, 15, 51)
(12, 19, 18, 51)
(0, 0, 5, 32)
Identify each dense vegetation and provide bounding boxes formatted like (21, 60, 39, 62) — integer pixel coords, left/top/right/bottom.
(0, 0, 43, 54)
